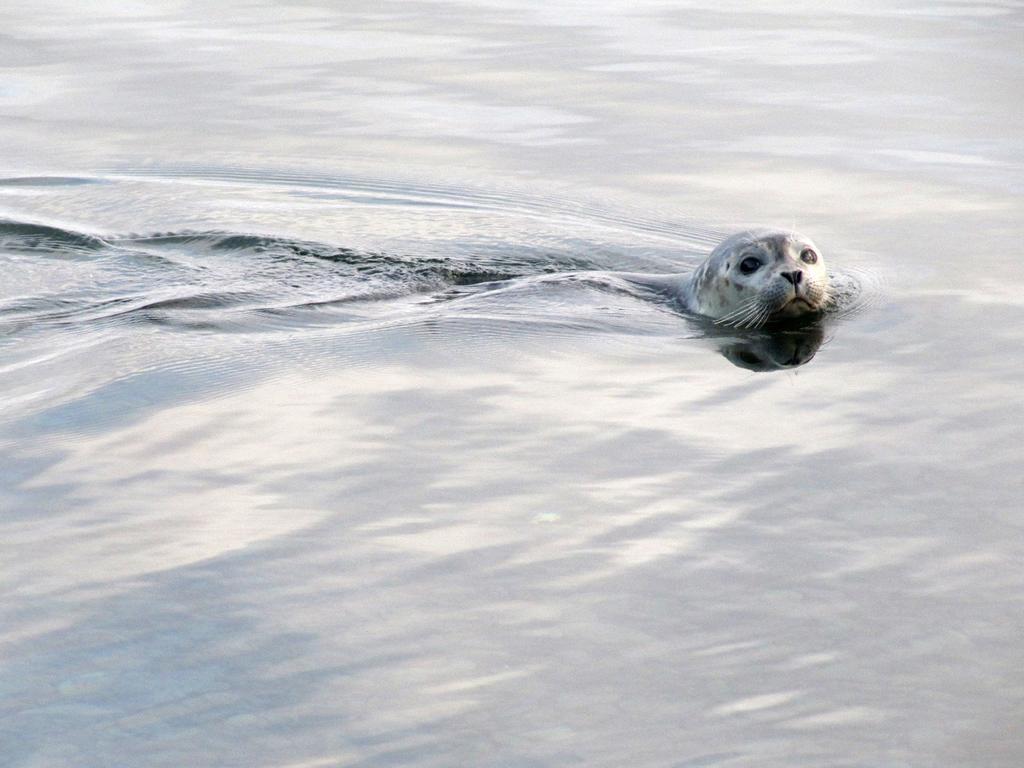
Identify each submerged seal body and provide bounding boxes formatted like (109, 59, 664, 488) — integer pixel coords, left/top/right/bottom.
(680, 229, 830, 327)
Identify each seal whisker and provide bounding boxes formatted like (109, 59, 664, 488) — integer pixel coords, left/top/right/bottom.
(718, 306, 756, 328)
(742, 304, 769, 329)
(729, 300, 766, 329)
(714, 297, 760, 325)
(746, 301, 770, 327)
(743, 302, 771, 330)
(714, 296, 756, 320)
(736, 307, 758, 330)
(740, 303, 768, 329)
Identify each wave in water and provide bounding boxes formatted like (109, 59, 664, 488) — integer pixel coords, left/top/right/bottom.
(0, 217, 618, 335)
(0, 213, 876, 345)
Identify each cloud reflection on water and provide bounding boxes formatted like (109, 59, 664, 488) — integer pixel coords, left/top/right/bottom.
(3, 301, 1023, 764)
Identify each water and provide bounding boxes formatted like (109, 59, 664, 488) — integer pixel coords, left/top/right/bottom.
(2, 2, 1023, 767)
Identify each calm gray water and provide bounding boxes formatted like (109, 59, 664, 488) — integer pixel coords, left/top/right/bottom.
(2, 2, 1023, 767)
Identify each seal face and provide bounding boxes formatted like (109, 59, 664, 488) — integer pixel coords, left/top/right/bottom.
(682, 229, 830, 328)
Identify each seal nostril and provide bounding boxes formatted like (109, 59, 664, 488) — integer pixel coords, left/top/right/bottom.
(781, 270, 802, 286)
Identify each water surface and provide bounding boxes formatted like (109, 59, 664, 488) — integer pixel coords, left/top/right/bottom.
(2, 2, 1023, 767)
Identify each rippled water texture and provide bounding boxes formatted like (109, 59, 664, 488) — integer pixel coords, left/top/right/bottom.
(2, 2, 1023, 767)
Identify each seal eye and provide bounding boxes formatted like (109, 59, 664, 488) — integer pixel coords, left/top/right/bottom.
(800, 248, 818, 265)
(739, 256, 761, 275)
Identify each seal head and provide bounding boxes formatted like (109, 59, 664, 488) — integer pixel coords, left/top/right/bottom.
(683, 229, 830, 328)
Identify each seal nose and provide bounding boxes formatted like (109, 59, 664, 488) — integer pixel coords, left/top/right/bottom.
(781, 270, 803, 286)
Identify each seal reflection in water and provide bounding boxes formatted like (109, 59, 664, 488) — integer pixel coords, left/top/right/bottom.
(716, 326, 825, 372)
(682, 229, 830, 327)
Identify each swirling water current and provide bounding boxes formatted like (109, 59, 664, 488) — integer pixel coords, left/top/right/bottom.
(1, 2, 1023, 767)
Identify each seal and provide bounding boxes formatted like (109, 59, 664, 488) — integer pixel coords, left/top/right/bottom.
(628, 228, 831, 328)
